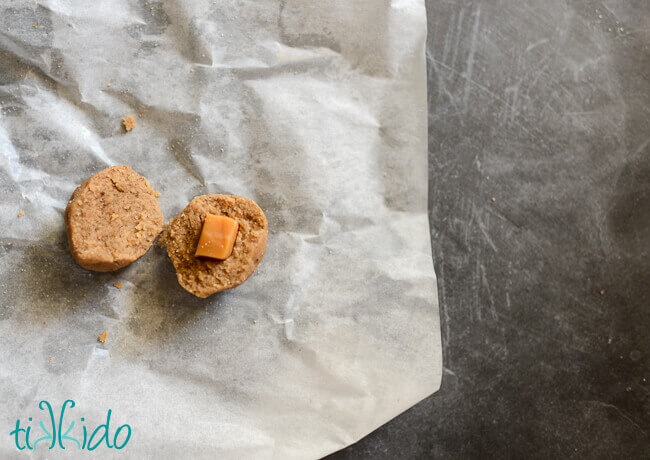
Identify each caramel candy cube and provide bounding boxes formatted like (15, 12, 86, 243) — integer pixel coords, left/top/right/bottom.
(195, 214, 239, 259)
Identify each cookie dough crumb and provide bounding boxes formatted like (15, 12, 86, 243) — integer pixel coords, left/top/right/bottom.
(33, 22, 38, 29)
(113, 282, 123, 289)
(122, 116, 136, 131)
(17, 210, 24, 218)
(49, 357, 54, 362)
(154, 190, 161, 197)
(491, 197, 496, 202)
(98, 331, 109, 343)
(157, 219, 175, 248)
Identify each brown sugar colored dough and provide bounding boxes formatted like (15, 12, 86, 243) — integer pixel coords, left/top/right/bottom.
(163, 195, 268, 298)
(65, 165, 164, 271)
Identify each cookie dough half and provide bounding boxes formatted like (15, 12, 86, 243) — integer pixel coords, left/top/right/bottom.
(65, 165, 164, 271)
(163, 194, 268, 298)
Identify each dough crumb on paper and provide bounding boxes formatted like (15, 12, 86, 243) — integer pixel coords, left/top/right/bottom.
(98, 331, 109, 343)
(122, 116, 136, 131)
(113, 282, 123, 289)
(17, 210, 24, 217)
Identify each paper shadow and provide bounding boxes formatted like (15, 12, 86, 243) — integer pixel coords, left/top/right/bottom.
(1, 224, 223, 362)
(3, 225, 109, 324)
(118, 245, 222, 352)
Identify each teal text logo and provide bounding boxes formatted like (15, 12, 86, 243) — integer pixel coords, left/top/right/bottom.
(10, 400, 131, 451)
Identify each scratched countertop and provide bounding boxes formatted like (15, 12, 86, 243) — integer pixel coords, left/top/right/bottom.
(330, 1, 649, 458)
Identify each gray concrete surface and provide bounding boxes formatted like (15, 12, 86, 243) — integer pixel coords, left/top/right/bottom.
(330, 0, 649, 458)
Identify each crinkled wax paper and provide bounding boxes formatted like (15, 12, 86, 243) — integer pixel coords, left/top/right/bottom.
(0, 0, 441, 458)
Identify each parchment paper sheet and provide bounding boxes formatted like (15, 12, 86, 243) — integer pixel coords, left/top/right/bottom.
(0, 1, 441, 458)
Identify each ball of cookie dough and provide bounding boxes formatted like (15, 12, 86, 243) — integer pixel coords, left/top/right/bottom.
(163, 195, 268, 298)
(65, 165, 164, 272)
